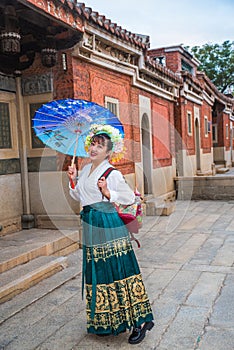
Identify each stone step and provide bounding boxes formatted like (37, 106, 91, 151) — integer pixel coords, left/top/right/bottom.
(0, 229, 81, 307)
(0, 256, 68, 304)
(155, 202, 176, 216)
(0, 250, 82, 325)
(216, 167, 230, 174)
(0, 228, 80, 274)
(145, 191, 176, 216)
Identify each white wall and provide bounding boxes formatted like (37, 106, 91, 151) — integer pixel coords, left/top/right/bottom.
(151, 164, 176, 197)
(0, 174, 23, 235)
(200, 150, 214, 173)
(29, 172, 80, 216)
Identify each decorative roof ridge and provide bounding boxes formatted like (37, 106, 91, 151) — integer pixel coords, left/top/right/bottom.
(58, 1, 150, 49)
(181, 71, 202, 89)
(145, 56, 182, 84)
(148, 46, 200, 67)
(197, 71, 234, 104)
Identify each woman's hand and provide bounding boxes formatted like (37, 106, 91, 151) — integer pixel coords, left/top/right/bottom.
(98, 177, 110, 200)
(67, 165, 77, 183)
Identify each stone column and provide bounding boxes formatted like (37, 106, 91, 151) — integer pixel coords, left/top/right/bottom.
(15, 75, 34, 228)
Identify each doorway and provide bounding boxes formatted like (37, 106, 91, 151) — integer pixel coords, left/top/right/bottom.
(141, 113, 152, 195)
(195, 118, 201, 171)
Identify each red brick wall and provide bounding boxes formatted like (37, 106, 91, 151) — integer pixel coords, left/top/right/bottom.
(214, 110, 226, 148)
(53, 50, 74, 100)
(223, 113, 230, 150)
(175, 101, 211, 157)
(21, 53, 49, 77)
(149, 49, 181, 73)
(151, 99, 174, 168)
(200, 101, 212, 153)
(71, 58, 136, 174)
(22, 50, 75, 100)
(22, 50, 176, 175)
(184, 103, 195, 156)
(148, 47, 198, 76)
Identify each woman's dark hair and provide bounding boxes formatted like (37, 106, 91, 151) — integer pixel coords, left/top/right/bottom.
(91, 133, 113, 152)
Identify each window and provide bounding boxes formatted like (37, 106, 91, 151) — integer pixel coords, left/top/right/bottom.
(181, 59, 193, 74)
(208, 121, 211, 133)
(0, 94, 18, 159)
(153, 56, 166, 66)
(105, 97, 119, 117)
(106, 101, 117, 115)
(0, 102, 12, 149)
(212, 124, 218, 143)
(24, 92, 54, 158)
(204, 116, 208, 137)
(187, 111, 192, 135)
(226, 124, 229, 139)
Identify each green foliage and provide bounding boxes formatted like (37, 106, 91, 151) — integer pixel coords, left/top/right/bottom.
(188, 40, 234, 94)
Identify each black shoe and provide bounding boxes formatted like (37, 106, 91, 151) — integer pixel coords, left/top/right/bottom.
(128, 321, 154, 345)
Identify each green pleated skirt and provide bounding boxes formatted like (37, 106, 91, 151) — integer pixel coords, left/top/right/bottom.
(80, 201, 153, 336)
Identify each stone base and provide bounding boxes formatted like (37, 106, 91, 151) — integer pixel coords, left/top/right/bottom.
(196, 170, 213, 176)
(22, 214, 35, 229)
(0, 217, 22, 236)
(145, 190, 176, 216)
(216, 167, 230, 174)
(155, 202, 175, 216)
(175, 175, 234, 200)
(36, 215, 81, 230)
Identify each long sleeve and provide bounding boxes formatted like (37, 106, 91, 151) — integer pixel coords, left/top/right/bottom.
(107, 170, 135, 205)
(69, 180, 80, 202)
(69, 160, 135, 207)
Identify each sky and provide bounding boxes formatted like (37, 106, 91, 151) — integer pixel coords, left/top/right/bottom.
(84, 0, 234, 49)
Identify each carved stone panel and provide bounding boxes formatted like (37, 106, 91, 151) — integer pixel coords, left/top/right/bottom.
(82, 33, 137, 65)
(0, 158, 20, 175)
(21, 73, 53, 96)
(0, 74, 16, 92)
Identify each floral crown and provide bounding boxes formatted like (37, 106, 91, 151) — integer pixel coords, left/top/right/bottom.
(84, 124, 125, 162)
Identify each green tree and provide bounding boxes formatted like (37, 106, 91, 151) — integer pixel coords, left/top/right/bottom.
(189, 40, 234, 94)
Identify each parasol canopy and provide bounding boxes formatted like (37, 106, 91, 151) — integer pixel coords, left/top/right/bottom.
(32, 98, 124, 159)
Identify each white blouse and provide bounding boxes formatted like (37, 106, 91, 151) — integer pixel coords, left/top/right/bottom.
(69, 159, 135, 207)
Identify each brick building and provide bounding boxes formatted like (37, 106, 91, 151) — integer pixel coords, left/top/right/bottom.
(0, 1, 233, 235)
(148, 45, 234, 176)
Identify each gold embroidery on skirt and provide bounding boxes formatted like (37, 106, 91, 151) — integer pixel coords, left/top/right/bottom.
(86, 237, 132, 262)
(86, 274, 152, 330)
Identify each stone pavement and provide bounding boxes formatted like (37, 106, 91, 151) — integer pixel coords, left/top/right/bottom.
(1, 200, 234, 350)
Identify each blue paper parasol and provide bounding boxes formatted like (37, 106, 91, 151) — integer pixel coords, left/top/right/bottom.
(32, 98, 124, 163)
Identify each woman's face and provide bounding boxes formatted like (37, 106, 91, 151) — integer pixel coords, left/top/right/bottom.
(88, 139, 111, 164)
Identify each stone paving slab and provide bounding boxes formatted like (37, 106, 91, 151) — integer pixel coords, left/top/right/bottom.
(156, 305, 209, 350)
(208, 273, 234, 328)
(0, 200, 234, 350)
(197, 327, 234, 350)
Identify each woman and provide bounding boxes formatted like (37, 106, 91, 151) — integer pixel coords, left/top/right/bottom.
(67, 124, 154, 345)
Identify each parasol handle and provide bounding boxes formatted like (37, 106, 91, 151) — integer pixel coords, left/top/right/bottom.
(71, 157, 75, 167)
(70, 132, 79, 188)
(71, 132, 79, 167)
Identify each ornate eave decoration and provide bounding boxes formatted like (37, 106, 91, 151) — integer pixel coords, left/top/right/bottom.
(0, 0, 83, 74)
(0, 5, 21, 55)
(81, 32, 139, 66)
(74, 31, 179, 101)
(24, 0, 83, 32)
